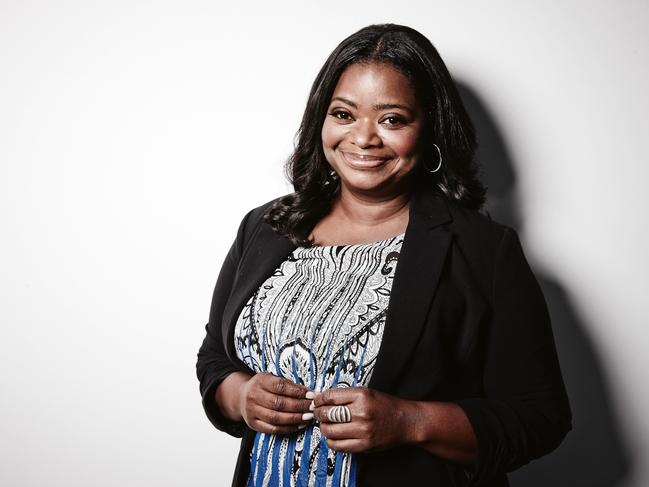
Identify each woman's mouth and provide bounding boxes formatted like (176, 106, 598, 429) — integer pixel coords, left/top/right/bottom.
(340, 151, 391, 169)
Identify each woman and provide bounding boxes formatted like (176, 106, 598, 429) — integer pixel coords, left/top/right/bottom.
(196, 24, 572, 487)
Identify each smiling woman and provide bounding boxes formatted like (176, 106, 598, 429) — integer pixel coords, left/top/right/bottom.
(322, 62, 422, 180)
(314, 62, 423, 245)
(196, 23, 572, 487)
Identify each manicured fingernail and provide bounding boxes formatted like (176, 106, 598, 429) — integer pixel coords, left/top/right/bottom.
(309, 401, 315, 411)
(298, 423, 307, 429)
(305, 391, 315, 399)
(302, 412, 314, 421)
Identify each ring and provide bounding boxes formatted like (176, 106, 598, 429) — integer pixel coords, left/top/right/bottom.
(327, 405, 352, 423)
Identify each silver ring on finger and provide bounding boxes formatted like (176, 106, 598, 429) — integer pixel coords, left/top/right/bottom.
(327, 405, 352, 423)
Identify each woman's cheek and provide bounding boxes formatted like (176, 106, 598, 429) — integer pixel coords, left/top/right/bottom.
(383, 129, 419, 157)
(321, 121, 345, 150)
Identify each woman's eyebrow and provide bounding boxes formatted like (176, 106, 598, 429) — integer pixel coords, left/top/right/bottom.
(330, 97, 414, 114)
(373, 103, 414, 114)
(331, 96, 357, 107)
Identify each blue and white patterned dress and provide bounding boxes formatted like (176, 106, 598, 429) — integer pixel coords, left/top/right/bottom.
(234, 234, 404, 487)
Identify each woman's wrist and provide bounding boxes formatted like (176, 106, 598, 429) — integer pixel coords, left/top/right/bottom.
(215, 372, 252, 422)
(402, 400, 477, 465)
(398, 399, 429, 446)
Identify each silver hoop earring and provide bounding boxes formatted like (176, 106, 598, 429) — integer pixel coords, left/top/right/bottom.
(424, 144, 443, 173)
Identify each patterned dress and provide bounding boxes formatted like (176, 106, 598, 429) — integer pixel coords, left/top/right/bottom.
(234, 234, 404, 487)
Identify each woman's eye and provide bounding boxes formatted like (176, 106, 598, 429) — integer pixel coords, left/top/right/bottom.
(383, 116, 405, 126)
(329, 110, 352, 121)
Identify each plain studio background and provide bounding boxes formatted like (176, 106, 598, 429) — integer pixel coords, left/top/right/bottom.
(1, 1, 647, 486)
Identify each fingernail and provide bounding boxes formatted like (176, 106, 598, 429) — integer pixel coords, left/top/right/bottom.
(305, 391, 315, 399)
(302, 412, 314, 421)
(298, 424, 307, 430)
(309, 401, 315, 411)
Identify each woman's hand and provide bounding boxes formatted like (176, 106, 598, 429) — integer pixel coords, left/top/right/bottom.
(238, 372, 315, 435)
(312, 386, 415, 453)
(313, 386, 478, 464)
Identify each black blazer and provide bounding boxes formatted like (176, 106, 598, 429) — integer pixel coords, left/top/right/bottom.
(196, 190, 572, 487)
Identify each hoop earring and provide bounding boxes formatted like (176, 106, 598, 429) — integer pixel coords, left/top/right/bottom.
(424, 144, 443, 173)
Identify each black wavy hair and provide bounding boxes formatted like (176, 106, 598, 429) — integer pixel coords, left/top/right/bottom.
(264, 23, 486, 246)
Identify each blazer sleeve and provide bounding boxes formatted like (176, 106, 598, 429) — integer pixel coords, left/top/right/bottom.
(196, 210, 254, 438)
(453, 227, 572, 485)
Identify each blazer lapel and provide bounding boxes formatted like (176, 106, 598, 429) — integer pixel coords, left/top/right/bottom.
(369, 191, 453, 393)
(221, 222, 296, 365)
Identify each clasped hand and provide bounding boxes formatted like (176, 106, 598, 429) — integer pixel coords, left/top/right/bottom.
(238, 373, 410, 453)
(313, 386, 410, 453)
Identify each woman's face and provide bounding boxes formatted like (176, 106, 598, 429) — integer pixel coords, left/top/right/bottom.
(321, 62, 424, 198)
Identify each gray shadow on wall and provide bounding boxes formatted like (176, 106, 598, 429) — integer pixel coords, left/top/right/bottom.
(457, 83, 631, 487)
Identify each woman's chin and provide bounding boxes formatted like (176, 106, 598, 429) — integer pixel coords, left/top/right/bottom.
(338, 175, 403, 197)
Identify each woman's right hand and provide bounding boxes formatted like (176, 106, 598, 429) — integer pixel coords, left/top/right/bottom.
(217, 371, 314, 434)
(240, 372, 315, 434)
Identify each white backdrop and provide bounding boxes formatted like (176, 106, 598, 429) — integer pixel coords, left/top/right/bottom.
(1, 1, 647, 486)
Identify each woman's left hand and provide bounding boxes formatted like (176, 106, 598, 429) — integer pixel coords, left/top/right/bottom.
(313, 387, 414, 453)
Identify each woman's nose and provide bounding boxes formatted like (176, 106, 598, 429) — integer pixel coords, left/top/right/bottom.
(351, 120, 381, 148)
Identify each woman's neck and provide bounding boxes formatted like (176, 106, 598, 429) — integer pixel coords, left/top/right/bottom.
(309, 187, 411, 246)
(334, 188, 410, 228)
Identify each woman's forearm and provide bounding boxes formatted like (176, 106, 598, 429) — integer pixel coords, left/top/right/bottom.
(401, 400, 478, 466)
(314, 387, 478, 464)
(214, 372, 252, 422)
